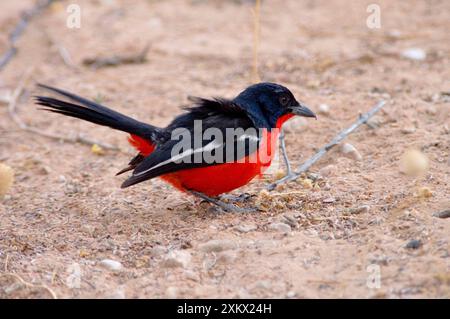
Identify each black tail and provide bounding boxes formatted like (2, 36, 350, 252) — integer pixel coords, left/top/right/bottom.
(34, 84, 161, 141)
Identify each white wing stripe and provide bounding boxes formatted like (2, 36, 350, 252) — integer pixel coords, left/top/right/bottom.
(133, 141, 223, 177)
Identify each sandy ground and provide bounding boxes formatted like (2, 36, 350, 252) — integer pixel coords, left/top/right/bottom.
(0, 0, 449, 298)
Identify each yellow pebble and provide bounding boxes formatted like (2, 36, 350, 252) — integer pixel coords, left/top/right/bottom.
(301, 178, 313, 189)
(400, 149, 429, 175)
(417, 187, 433, 198)
(0, 163, 14, 198)
(91, 144, 105, 155)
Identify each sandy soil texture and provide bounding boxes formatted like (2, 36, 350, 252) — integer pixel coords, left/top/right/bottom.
(0, 0, 449, 298)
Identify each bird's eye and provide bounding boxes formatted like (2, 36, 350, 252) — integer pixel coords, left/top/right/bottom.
(279, 96, 290, 106)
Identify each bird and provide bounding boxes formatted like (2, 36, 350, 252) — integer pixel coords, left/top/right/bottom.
(35, 82, 316, 211)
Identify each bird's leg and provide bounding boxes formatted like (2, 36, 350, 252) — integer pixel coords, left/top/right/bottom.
(279, 128, 293, 177)
(220, 192, 254, 202)
(190, 191, 254, 213)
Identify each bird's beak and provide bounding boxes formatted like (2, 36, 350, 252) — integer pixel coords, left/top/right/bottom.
(289, 102, 317, 119)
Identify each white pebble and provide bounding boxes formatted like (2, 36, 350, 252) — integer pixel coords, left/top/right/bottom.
(100, 259, 123, 271)
(165, 286, 179, 298)
(401, 48, 426, 61)
(198, 239, 237, 253)
(268, 222, 291, 233)
(161, 250, 191, 268)
(340, 143, 362, 161)
(234, 224, 257, 233)
(318, 103, 330, 114)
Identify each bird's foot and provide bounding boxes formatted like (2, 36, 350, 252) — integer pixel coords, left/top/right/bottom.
(220, 192, 255, 203)
(190, 191, 256, 213)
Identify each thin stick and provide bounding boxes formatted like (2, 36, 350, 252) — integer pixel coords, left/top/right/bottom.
(82, 43, 150, 69)
(0, 0, 57, 71)
(8, 69, 120, 151)
(267, 100, 387, 191)
(251, 0, 261, 83)
(0, 273, 57, 299)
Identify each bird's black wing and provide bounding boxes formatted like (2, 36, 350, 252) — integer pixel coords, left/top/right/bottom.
(121, 113, 261, 188)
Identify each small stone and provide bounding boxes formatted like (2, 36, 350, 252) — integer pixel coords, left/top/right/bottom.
(107, 288, 126, 299)
(198, 239, 237, 253)
(150, 245, 167, 256)
(400, 149, 429, 175)
(319, 164, 336, 177)
(401, 48, 426, 61)
(416, 187, 433, 198)
(253, 280, 272, 291)
(426, 106, 437, 115)
(58, 175, 66, 183)
(349, 205, 370, 214)
(234, 224, 257, 233)
(318, 103, 330, 114)
(401, 127, 416, 134)
(405, 239, 422, 249)
(433, 210, 450, 219)
(340, 143, 362, 161)
(268, 222, 291, 233)
(286, 290, 297, 298)
(282, 214, 298, 228)
(322, 197, 336, 203)
(0, 163, 14, 198)
(300, 178, 313, 189)
(100, 259, 123, 271)
(165, 286, 179, 298)
(216, 251, 237, 264)
(161, 250, 192, 268)
(91, 144, 105, 155)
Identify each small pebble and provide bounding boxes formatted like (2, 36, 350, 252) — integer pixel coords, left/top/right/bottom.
(416, 187, 433, 198)
(318, 103, 330, 114)
(340, 143, 362, 161)
(198, 239, 237, 253)
(268, 222, 291, 233)
(322, 197, 336, 203)
(216, 251, 238, 264)
(349, 205, 370, 214)
(234, 224, 257, 233)
(400, 149, 428, 175)
(401, 127, 416, 134)
(0, 163, 14, 198)
(286, 290, 297, 298)
(401, 48, 426, 61)
(100, 259, 123, 271)
(405, 239, 422, 249)
(161, 250, 192, 268)
(433, 210, 450, 219)
(165, 286, 179, 298)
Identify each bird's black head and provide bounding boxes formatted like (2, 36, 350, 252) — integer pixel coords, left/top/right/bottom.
(233, 82, 316, 129)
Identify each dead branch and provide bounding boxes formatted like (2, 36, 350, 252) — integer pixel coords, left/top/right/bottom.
(267, 100, 387, 191)
(8, 69, 120, 151)
(0, 0, 57, 71)
(82, 43, 150, 69)
(0, 273, 57, 299)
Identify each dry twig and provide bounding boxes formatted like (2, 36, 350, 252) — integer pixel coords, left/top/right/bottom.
(82, 44, 150, 69)
(0, 273, 57, 299)
(0, 0, 57, 71)
(268, 100, 387, 191)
